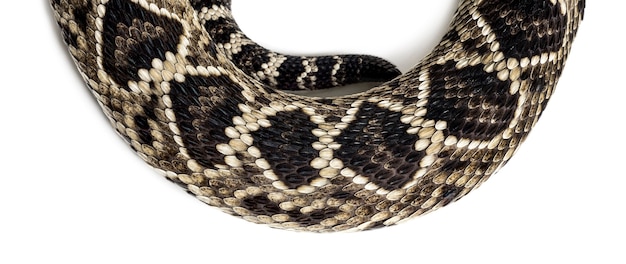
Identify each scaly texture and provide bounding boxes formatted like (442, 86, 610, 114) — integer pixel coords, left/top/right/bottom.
(50, 0, 585, 232)
(192, 0, 401, 90)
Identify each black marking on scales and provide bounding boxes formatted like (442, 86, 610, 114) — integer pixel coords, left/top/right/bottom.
(335, 102, 425, 191)
(241, 195, 340, 226)
(59, 2, 90, 48)
(101, 0, 184, 88)
(425, 61, 518, 141)
(478, 0, 568, 59)
(168, 75, 247, 169)
(250, 110, 321, 189)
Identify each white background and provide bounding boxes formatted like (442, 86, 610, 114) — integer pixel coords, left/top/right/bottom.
(1, 0, 623, 263)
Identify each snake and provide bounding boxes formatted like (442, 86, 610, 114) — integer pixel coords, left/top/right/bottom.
(50, 0, 585, 232)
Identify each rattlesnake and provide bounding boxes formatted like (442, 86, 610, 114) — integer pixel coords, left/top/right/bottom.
(50, 0, 585, 232)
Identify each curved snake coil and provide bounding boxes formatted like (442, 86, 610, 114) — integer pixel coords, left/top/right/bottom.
(51, 0, 585, 232)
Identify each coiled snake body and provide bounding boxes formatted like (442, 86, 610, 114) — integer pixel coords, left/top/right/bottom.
(51, 0, 585, 232)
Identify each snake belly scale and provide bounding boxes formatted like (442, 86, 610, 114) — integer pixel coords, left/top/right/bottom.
(50, 0, 585, 232)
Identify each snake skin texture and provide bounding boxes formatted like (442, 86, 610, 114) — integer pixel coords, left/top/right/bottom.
(192, 0, 402, 90)
(51, 0, 585, 232)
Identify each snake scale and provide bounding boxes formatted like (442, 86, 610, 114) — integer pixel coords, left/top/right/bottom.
(51, 0, 585, 232)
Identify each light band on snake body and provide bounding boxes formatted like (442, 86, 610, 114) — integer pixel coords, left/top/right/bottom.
(50, 0, 585, 232)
